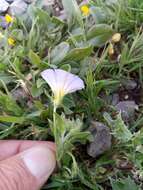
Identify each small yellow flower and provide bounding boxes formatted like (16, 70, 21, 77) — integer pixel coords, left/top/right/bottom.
(5, 14, 13, 23)
(111, 33, 121, 43)
(8, 37, 15, 46)
(108, 44, 114, 55)
(81, 5, 90, 16)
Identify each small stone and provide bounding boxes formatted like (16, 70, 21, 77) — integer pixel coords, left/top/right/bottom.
(6, 0, 14, 3)
(115, 101, 138, 122)
(11, 88, 27, 100)
(55, 7, 59, 11)
(122, 79, 137, 90)
(124, 94, 129, 100)
(0, 0, 9, 13)
(87, 121, 112, 158)
(80, 0, 89, 5)
(24, 0, 33, 3)
(112, 93, 119, 106)
(42, 0, 54, 7)
(58, 12, 66, 21)
(9, 0, 28, 15)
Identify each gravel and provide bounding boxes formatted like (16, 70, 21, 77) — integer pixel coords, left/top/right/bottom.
(0, 0, 55, 15)
(0, 0, 9, 13)
(87, 121, 112, 158)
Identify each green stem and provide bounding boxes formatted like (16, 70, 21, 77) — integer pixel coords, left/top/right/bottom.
(53, 103, 57, 144)
(53, 104, 61, 167)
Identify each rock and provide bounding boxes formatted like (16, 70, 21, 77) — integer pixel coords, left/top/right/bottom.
(24, 0, 34, 3)
(112, 93, 119, 106)
(101, 93, 119, 106)
(11, 88, 27, 100)
(115, 101, 138, 122)
(6, 0, 14, 3)
(58, 11, 66, 21)
(42, 0, 55, 9)
(0, 0, 9, 13)
(122, 79, 137, 90)
(87, 121, 112, 158)
(9, 0, 28, 15)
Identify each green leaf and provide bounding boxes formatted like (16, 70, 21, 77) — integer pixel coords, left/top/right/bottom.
(0, 94, 23, 116)
(67, 34, 85, 45)
(87, 24, 114, 47)
(32, 7, 51, 25)
(28, 50, 41, 68)
(0, 63, 7, 71)
(62, 0, 84, 29)
(31, 84, 43, 98)
(0, 116, 24, 124)
(36, 78, 45, 88)
(90, 7, 106, 23)
(64, 46, 93, 61)
(60, 64, 71, 72)
(110, 177, 141, 190)
(0, 74, 14, 86)
(50, 42, 70, 64)
(87, 24, 113, 39)
(11, 29, 24, 41)
(26, 111, 42, 119)
(54, 113, 91, 163)
(104, 112, 133, 143)
(52, 16, 65, 26)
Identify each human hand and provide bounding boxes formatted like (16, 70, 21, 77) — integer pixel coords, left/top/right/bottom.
(0, 140, 56, 190)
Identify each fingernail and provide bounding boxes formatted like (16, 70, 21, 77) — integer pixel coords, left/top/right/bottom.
(21, 146, 56, 180)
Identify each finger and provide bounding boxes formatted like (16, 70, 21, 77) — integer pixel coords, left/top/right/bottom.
(0, 145, 56, 190)
(0, 140, 56, 161)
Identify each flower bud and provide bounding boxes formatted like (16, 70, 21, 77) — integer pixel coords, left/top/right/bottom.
(112, 33, 121, 43)
(108, 44, 114, 55)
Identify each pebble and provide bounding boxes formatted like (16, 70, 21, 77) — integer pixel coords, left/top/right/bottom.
(112, 93, 119, 106)
(122, 79, 137, 90)
(9, 0, 28, 15)
(87, 121, 112, 158)
(0, 0, 9, 13)
(11, 88, 27, 100)
(23, 0, 34, 3)
(115, 101, 138, 122)
(43, 0, 55, 6)
(0, 0, 57, 15)
(6, 0, 14, 3)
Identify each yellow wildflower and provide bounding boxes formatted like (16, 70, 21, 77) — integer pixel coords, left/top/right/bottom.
(108, 44, 114, 55)
(5, 14, 13, 23)
(81, 5, 90, 16)
(112, 33, 121, 43)
(8, 37, 15, 46)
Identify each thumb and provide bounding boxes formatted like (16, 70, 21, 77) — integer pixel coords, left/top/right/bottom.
(0, 145, 56, 190)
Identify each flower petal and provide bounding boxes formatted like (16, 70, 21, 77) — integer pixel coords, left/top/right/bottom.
(54, 69, 70, 92)
(41, 69, 57, 92)
(41, 69, 85, 96)
(64, 74, 84, 93)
